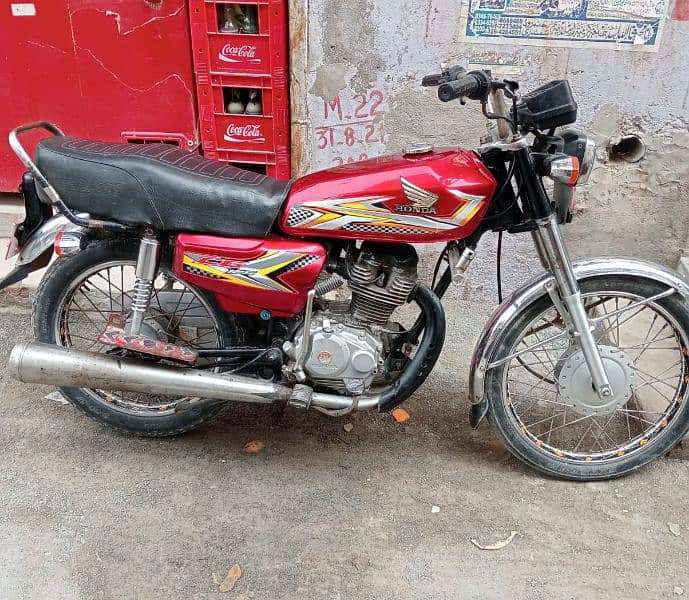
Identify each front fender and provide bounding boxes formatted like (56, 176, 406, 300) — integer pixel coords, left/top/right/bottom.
(468, 257, 689, 428)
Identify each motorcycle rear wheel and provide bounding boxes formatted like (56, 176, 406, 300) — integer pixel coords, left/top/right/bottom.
(486, 275, 689, 480)
(33, 239, 235, 436)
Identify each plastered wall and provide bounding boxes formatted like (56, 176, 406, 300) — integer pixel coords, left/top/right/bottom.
(291, 0, 689, 275)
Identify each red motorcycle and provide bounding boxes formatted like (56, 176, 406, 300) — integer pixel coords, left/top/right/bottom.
(6, 68, 689, 480)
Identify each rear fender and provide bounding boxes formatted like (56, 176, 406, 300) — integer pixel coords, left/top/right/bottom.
(0, 213, 87, 292)
(468, 257, 689, 428)
(16, 173, 53, 247)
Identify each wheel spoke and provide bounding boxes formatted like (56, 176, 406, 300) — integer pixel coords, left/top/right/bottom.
(508, 389, 573, 408)
(573, 421, 597, 452)
(633, 366, 679, 391)
(589, 413, 619, 450)
(533, 412, 594, 437)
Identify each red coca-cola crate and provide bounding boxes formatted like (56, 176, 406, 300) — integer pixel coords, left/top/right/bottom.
(189, 0, 290, 179)
(210, 73, 275, 113)
(214, 114, 274, 152)
(214, 150, 288, 179)
(201, 2, 285, 76)
(209, 35, 272, 75)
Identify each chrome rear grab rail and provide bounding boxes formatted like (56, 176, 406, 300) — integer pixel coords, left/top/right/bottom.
(8, 121, 134, 233)
(9, 121, 64, 195)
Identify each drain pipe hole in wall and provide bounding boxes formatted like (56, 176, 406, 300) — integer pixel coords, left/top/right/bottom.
(607, 134, 646, 163)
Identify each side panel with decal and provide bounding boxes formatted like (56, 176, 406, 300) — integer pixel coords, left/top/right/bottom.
(173, 234, 327, 317)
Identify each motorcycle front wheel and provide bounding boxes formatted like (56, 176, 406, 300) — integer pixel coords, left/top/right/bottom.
(486, 275, 689, 480)
(33, 239, 235, 436)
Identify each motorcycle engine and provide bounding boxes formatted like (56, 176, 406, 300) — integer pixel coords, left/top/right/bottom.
(288, 243, 418, 394)
(300, 316, 383, 394)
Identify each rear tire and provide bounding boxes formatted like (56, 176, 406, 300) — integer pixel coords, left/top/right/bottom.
(33, 238, 235, 437)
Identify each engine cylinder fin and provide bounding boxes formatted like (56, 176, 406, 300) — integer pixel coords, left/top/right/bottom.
(350, 276, 416, 325)
(349, 244, 418, 326)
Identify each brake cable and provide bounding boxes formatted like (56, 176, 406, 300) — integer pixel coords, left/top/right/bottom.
(497, 231, 504, 304)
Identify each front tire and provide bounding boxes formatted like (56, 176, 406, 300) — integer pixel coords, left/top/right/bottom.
(33, 238, 234, 437)
(486, 275, 689, 480)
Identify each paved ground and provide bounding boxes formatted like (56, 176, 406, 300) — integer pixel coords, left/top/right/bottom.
(2, 246, 689, 599)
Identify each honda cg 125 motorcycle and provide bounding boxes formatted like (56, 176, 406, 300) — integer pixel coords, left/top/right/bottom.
(5, 67, 689, 481)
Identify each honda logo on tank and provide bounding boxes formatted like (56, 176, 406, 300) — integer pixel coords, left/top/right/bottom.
(219, 44, 261, 63)
(223, 124, 265, 143)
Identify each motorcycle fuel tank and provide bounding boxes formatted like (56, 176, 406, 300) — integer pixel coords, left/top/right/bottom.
(173, 234, 326, 316)
(280, 148, 498, 243)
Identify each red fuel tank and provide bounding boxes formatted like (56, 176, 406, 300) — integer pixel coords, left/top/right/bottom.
(173, 234, 326, 317)
(280, 149, 497, 243)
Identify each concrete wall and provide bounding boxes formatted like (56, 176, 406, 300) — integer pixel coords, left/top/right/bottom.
(291, 0, 689, 293)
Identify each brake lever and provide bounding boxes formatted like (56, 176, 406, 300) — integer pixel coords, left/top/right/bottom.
(422, 65, 467, 87)
(421, 74, 444, 87)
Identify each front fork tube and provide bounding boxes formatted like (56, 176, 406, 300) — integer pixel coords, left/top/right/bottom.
(533, 215, 613, 399)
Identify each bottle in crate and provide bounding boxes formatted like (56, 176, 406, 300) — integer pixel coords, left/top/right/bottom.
(226, 89, 245, 114)
(245, 89, 262, 115)
(219, 5, 240, 33)
(190, 0, 291, 179)
(241, 5, 259, 34)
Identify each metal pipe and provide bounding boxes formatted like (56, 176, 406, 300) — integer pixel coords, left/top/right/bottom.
(293, 289, 315, 383)
(8, 341, 381, 412)
(487, 89, 511, 140)
(311, 392, 379, 411)
(535, 215, 612, 397)
(448, 245, 475, 283)
(9, 342, 291, 404)
(536, 215, 579, 294)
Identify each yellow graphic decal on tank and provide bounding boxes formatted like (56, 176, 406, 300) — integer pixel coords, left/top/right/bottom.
(182, 250, 314, 293)
(286, 191, 485, 235)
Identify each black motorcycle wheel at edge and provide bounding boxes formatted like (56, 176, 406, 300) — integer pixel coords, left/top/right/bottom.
(32, 239, 236, 436)
(485, 275, 689, 480)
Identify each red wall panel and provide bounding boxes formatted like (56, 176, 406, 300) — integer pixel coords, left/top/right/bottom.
(0, 0, 198, 192)
(673, 0, 689, 20)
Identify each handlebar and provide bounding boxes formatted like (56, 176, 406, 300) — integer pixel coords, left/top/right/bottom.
(438, 73, 486, 102)
(422, 67, 492, 103)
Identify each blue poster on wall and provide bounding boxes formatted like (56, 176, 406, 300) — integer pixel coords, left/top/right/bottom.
(462, 0, 667, 50)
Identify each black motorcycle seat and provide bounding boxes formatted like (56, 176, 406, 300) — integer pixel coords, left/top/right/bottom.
(35, 137, 291, 237)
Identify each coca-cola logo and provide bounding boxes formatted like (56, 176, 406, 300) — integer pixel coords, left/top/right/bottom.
(223, 123, 266, 143)
(219, 44, 261, 63)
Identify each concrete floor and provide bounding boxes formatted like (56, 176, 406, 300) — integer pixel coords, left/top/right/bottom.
(2, 247, 689, 599)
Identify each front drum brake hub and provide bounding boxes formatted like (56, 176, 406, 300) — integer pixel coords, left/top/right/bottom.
(558, 345, 636, 417)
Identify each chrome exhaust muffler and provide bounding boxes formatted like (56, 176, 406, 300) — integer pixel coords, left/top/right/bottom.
(8, 342, 380, 412)
(9, 342, 291, 405)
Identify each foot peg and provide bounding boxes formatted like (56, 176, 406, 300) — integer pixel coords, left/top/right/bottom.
(98, 314, 198, 363)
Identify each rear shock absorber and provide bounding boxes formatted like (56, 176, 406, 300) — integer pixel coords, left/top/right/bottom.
(129, 235, 160, 335)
